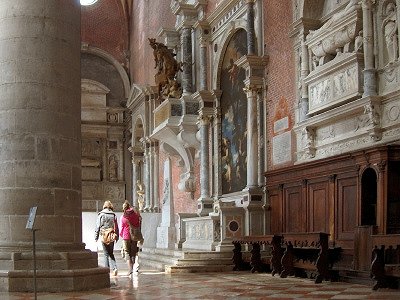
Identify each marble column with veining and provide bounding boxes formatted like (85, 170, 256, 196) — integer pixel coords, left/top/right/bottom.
(246, 0, 256, 55)
(245, 86, 260, 189)
(257, 91, 264, 187)
(199, 41, 208, 91)
(181, 27, 193, 94)
(0, 0, 109, 291)
(199, 115, 211, 199)
(213, 108, 222, 196)
(362, 0, 377, 97)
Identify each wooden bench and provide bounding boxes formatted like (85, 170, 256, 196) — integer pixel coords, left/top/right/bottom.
(280, 232, 341, 283)
(370, 234, 400, 290)
(232, 235, 283, 274)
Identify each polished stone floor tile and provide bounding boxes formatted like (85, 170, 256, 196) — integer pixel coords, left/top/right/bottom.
(1, 271, 400, 299)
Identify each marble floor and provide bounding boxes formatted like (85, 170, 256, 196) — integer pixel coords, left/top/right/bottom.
(2, 269, 400, 300)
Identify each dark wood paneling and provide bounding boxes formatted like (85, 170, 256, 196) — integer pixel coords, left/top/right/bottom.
(269, 190, 282, 234)
(308, 180, 329, 232)
(285, 185, 305, 232)
(337, 176, 357, 241)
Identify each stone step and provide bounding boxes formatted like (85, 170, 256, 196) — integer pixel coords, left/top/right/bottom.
(181, 251, 233, 260)
(176, 257, 233, 266)
(165, 264, 233, 274)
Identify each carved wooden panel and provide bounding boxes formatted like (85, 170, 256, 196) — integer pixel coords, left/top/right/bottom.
(285, 185, 305, 232)
(308, 180, 329, 232)
(337, 175, 357, 241)
(269, 189, 282, 234)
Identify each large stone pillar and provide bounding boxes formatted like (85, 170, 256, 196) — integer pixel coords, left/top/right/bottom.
(0, 0, 109, 292)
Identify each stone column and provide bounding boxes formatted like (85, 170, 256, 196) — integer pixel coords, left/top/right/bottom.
(199, 41, 208, 90)
(0, 0, 109, 292)
(362, 0, 377, 97)
(144, 144, 151, 211)
(257, 91, 264, 187)
(181, 26, 193, 94)
(244, 85, 260, 189)
(199, 115, 211, 199)
(152, 143, 160, 212)
(148, 143, 154, 211)
(132, 158, 139, 208)
(246, 0, 256, 55)
(212, 91, 223, 197)
(299, 32, 310, 121)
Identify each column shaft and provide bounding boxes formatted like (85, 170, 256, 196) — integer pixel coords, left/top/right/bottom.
(246, 0, 256, 55)
(246, 87, 259, 188)
(199, 44, 208, 90)
(200, 117, 210, 198)
(181, 27, 193, 93)
(0, 0, 82, 249)
(362, 0, 377, 96)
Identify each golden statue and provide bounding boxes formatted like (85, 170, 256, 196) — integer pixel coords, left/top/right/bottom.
(148, 38, 183, 99)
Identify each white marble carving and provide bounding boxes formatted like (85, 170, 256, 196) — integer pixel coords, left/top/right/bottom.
(306, 53, 363, 115)
(306, 1, 362, 67)
(156, 158, 176, 249)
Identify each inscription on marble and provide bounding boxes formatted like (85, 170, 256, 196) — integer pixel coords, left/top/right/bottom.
(272, 131, 292, 165)
(274, 117, 289, 133)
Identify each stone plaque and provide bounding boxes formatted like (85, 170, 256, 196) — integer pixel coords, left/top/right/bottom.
(274, 116, 289, 133)
(272, 131, 292, 165)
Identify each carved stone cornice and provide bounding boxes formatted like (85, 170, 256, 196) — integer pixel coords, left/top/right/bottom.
(235, 55, 268, 88)
(194, 20, 211, 45)
(157, 27, 180, 49)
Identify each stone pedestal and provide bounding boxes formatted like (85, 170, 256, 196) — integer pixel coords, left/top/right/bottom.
(156, 158, 176, 249)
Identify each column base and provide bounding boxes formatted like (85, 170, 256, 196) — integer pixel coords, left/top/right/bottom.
(0, 250, 110, 292)
(197, 197, 214, 216)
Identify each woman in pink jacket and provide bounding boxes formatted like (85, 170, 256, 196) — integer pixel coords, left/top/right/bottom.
(120, 200, 141, 275)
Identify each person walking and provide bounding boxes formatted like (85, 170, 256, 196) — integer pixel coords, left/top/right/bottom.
(120, 200, 142, 275)
(95, 200, 119, 276)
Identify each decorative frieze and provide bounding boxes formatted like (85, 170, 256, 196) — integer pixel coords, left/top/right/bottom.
(305, 53, 364, 115)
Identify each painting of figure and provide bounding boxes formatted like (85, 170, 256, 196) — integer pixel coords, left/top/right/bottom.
(220, 29, 247, 194)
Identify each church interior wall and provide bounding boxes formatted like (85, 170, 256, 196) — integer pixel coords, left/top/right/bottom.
(129, 0, 176, 85)
(263, 0, 297, 169)
(81, 0, 129, 67)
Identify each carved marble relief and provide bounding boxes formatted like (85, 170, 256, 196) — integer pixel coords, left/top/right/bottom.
(306, 54, 363, 115)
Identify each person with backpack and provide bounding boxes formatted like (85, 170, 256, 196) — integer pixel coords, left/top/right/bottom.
(120, 200, 142, 275)
(94, 200, 119, 276)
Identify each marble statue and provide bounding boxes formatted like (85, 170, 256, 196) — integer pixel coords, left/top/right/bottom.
(382, 2, 398, 64)
(136, 180, 145, 211)
(308, 0, 360, 37)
